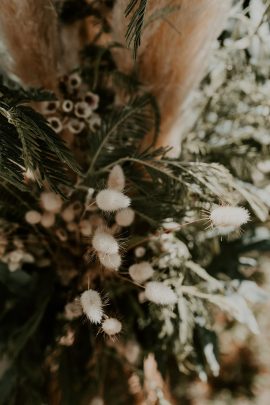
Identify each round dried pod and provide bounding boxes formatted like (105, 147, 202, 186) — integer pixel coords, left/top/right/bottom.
(145, 281, 177, 305)
(41, 192, 63, 213)
(41, 100, 60, 115)
(67, 118, 85, 134)
(134, 246, 146, 258)
(92, 230, 119, 255)
(61, 206, 75, 222)
(25, 210, 41, 225)
(115, 208, 135, 227)
(79, 220, 92, 237)
(74, 101, 92, 119)
(67, 72, 82, 91)
(98, 252, 121, 270)
(47, 117, 63, 133)
(84, 91, 99, 110)
(102, 317, 122, 336)
(107, 165, 125, 191)
(129, 262, 154, 283)
(96, 189, 130, 212)
(80, 289, 103, 324)
(62, 99, 74, 113)
(41, 212, 55, 228)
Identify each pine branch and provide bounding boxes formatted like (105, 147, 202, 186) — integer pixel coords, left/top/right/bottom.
(0, 95, 81, 193)
(86, 94, 159, 175)
(125, 0, 148, 59)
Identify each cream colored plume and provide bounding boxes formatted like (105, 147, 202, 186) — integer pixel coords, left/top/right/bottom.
(0, 0, 59, 89)
(112, 0, 232, 156)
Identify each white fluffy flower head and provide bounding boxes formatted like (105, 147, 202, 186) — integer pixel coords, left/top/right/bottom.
(92, 229, 119, 255)
(209, 205, 250, 229)
(80, 289, 103, 324)
(107, 165, 125, 191)
(129, 262, 154, 283)
(145, 281, 177, 305)
(98, 252, 121, 270)
(102, 317, 122, 336)
(96, 189, 130, 212)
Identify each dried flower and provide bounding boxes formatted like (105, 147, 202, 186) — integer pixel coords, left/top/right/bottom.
(61, 206, 75, 222)
(129, 262, 154, 283)
(87, 113, 101, 131)
(80, 289, 103, 324)
(41, 192, 63, 213)
(67, 118, 85, 134)
(92, 229, 119, 255)
(25, 210, 41, 225)
(47, 116, 63, 133)
(61, 99, 74, 113)
(96, 189, 130, 212)
(102, 317, 122, 336)
(107, 165, 125, 191)
(98, 252, 121, 270)
(145, 282, 177, 305)
(41, 212, 55, 228)
(79, 220, 92, 237)
(41, 101, 59, 115)
(74, 101, 92, 119)
(134, 246, 146, 258)
(67, 72, 82, 91)
(115, 208, 135, 227)
(89, 397, 104, 405)
(84, 91, 99, 110)
(209, 205, 250, 229)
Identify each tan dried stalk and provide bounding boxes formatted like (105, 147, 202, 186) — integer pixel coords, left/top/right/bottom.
(0, 0, 59, 90)
(112, 0, 231, 156)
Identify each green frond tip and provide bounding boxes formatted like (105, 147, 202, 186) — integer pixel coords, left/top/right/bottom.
(125, 0, 148, 59)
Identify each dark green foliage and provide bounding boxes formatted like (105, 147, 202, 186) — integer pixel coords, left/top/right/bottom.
(0, 85, 81, 194)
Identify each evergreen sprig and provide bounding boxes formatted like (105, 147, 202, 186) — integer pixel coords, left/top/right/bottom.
(0, 89, 81, 194)
(86, 93, 159, 175)
(125, 0, 148, 59)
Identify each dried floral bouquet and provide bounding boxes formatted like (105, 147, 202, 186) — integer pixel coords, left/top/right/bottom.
(0, 1, 270, 404)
